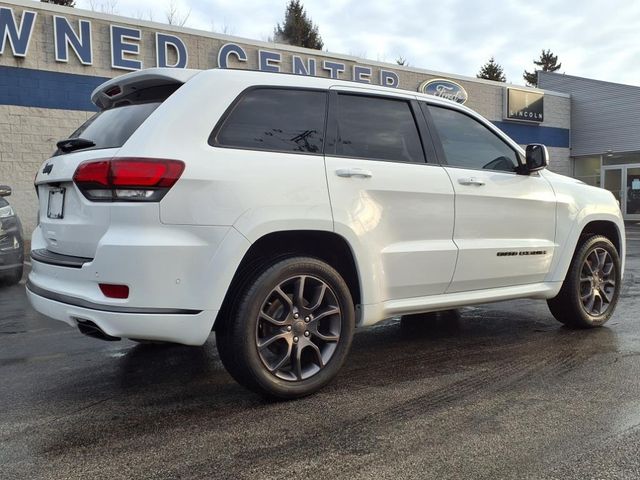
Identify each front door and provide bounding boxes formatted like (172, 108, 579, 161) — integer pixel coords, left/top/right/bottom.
(424, 103, 557, 293)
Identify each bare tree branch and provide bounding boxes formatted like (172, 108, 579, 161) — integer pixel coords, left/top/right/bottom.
(211, 20, 234, 35)
(133, 8, 154, 21)
(88, 0, 119, 14)
(166, 0, 191, 27)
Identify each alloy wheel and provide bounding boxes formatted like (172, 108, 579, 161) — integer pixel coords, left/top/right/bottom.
(255, 275, 342, 381)
(579, 247, 616, 316)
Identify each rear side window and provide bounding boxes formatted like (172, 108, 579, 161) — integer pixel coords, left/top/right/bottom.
(335, 94, 425, 163)
(214, 88, 327, 154)
(54, 102, 160, 156)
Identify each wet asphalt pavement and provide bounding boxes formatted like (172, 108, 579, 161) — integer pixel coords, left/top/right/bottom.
(2, 227, 640, 480)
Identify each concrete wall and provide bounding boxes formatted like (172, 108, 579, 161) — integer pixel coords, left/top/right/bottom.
(0, 106, 91, 234)
(0, 0, 571, 237)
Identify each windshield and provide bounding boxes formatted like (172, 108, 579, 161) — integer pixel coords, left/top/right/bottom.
(53, 102, 161, 156)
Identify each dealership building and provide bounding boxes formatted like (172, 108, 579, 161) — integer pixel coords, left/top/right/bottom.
(0, 0, 637, 238)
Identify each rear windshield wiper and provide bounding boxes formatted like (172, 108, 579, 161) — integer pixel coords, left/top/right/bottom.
(56, 137, 96, 153)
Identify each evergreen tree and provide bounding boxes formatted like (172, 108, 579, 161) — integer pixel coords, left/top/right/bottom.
(274, 1, 323, 50)
(523, 49, 562, 86)
(41, 0, 75, 6)
(477, 57, 506, 82)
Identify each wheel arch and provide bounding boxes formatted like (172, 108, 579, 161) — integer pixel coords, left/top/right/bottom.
(547, 213, 625, 285)
(214, 230, 362, 330)
(579, 220, 622, 255)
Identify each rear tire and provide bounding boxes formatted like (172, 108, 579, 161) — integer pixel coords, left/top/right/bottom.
(216, 256, 355, 399)
(2, 265, 23, 286)
(547, 235, 621, 328)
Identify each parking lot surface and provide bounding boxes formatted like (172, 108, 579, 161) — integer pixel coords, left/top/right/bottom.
(1, 226, 640, 480)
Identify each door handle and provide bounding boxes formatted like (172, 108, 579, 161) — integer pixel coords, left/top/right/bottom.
(458, 177, 485, 186)
(335, 168, 373, 179)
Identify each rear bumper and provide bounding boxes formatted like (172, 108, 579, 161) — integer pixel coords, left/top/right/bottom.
(29, 223, 248, 310)
(27, 223, 252, 344)
(26, 283, 217, 345)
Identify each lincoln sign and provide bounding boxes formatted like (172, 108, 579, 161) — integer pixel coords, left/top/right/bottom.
(506, 88, 544, 122)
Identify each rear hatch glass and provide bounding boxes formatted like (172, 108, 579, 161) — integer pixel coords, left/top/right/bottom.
(53, 84, 181, 156)
(54, 102, 160, 156)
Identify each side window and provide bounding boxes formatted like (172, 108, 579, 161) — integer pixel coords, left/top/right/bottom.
(335, 94, 425, 163)
(428, 105, 520, 172)
(214, 88, 327, 154)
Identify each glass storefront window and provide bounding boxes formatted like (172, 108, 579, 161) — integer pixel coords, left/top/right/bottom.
(603, 152, 640, 165)
(626, 167, 640, 215)
(603, 168, 622, 204)
(571, 153, 640, 219)
(601, 165, 640, 219)
(574, 155, 601, 186)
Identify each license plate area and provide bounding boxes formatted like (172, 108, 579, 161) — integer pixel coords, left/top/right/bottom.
(47, 187, 66, 219)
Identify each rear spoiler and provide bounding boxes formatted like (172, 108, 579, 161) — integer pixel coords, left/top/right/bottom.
(91, 68, 202, 110)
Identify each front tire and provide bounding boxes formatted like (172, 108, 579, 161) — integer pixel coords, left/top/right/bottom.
(216, 256, 355, 399)
(547, 235, 621, 328)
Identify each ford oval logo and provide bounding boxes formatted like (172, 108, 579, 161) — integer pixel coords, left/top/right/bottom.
(419, 79, 468, 104)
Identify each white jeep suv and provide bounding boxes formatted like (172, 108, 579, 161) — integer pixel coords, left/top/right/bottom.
(28, 68, 625, 398)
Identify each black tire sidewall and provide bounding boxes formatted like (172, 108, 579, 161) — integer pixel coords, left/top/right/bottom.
(1, 265, 23, 286)
(231, 257, 355, 399)
(565, 236, 621, 327)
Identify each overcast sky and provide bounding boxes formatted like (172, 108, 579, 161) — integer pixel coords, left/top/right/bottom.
(75, 0, 640, 87)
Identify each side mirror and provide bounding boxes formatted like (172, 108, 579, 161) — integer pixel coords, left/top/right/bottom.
(525, 144, 549, 173)
(0, 185, 11, 197)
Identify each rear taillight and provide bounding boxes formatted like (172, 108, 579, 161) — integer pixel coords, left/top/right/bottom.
(73, 158, 184, 202)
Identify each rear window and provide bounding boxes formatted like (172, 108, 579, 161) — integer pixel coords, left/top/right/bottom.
(213, 88, 327, 154)
(53, 83, 182, 156)
(53, 102, 160, 156)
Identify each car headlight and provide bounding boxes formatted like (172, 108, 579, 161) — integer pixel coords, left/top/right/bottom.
(0, 205, 15, 218)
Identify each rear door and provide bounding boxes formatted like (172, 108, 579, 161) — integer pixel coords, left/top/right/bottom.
(325, 89, 457, 302)
(423, 103, 556, 293)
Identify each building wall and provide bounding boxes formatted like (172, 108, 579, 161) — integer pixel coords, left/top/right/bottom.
(539, 71, 640, 157)
(0, 105, 91, 234)
(0, 0, 571, 237)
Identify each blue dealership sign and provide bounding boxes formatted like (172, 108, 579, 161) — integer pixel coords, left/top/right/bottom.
(419, 78, 468, 104)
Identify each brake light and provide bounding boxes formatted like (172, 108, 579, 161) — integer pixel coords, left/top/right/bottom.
(73, 158, 184, 202)
(104, 85, 122, 97)
(99, 283, 129, 299)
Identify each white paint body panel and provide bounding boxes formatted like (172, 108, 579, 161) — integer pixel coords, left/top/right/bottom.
(542, 170, 626, 281)
(325, 158, 457, 302)
(444, 167, 557, 292)
(28, 69, 625, 344)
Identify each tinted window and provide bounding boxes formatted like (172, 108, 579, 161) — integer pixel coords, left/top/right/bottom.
(54, 102, 161, 156)
(336, 94, 424, 163)
(216, 89, 327, 154)
(428, 105, 520, 172)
